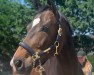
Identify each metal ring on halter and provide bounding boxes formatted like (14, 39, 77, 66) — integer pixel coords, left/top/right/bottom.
(35, 65, 45, 72)
(32, 52, 40, 68)
(35, 60, 45, 72)
(32, 52, 40, 61)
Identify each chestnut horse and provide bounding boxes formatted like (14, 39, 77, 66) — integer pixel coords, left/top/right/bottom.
(10, 0, 84, 75)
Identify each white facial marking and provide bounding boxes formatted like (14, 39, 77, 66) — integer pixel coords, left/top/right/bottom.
(32, 18, 40, 27)
(10, 57, 14, 67)
(10, 57, 18, 72)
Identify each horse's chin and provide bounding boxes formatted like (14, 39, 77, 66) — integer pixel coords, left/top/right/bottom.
(13, 69, 31, 75)
(12, 65, 32, 75)
(13, 72, 30, 75)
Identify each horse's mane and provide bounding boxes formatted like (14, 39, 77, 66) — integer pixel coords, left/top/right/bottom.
(59, 13, 73, 35)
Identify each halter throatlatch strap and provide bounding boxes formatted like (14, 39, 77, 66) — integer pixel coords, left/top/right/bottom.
(54, 24, 62, 56)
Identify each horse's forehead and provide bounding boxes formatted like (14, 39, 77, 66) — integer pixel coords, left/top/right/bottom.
(32, 17, 41, 28)
(32, 11, 54, 28)
(42, 11, 56, 24)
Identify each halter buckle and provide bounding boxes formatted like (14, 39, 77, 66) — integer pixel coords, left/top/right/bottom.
(58, 26, 62, 36)
(32, 52, 40, 61)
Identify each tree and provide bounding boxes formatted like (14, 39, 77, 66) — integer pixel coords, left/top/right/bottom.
(55, 0, 94, 52)
(73, 35, 94, 53)
(0, 0, 34, 59)
(58, 0, 94, 35)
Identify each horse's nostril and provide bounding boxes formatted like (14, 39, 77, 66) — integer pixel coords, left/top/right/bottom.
(14, 59, 23, 71)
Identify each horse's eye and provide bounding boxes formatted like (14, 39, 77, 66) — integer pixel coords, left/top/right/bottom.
(41, 26, 49, 32)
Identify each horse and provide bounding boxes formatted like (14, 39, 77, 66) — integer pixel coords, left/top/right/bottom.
(10, 0, 84, 75)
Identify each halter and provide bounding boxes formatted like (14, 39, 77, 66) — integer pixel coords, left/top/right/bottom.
(19, 25, 62, 58)
(19, 13, 62, 74)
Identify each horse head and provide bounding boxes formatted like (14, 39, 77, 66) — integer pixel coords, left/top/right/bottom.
(10, 0, 62, 75)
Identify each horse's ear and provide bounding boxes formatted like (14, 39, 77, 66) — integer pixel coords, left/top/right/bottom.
(47, 0, 53, 6)
(47, 0, 56, 10)
(47, 0, 59, 19)
(30, 0, 42, 10)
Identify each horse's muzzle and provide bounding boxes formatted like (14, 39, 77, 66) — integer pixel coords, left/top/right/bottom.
(13, 59, 26, 74)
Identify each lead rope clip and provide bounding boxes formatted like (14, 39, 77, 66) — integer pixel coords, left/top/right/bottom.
(54, 42, 59, 56)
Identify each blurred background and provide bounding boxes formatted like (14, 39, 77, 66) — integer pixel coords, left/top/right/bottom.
(0, 0, 94, 75)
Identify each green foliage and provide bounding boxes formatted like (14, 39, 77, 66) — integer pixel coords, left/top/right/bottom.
(59, 0, 94, 35)
(87, 55, 94, 66)
(0, 0, 34, 59)
(73, 35, 94, 53)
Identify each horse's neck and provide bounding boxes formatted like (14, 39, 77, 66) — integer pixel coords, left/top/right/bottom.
(30, 56, 60, 75)
(43, 56, 62, 75)
(30, 45, 84, 75)
(43, 51, 76, 75)
(43, 52, 77, 75)
(42, 45, 84, 75)
(30, 51, 83, 75)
